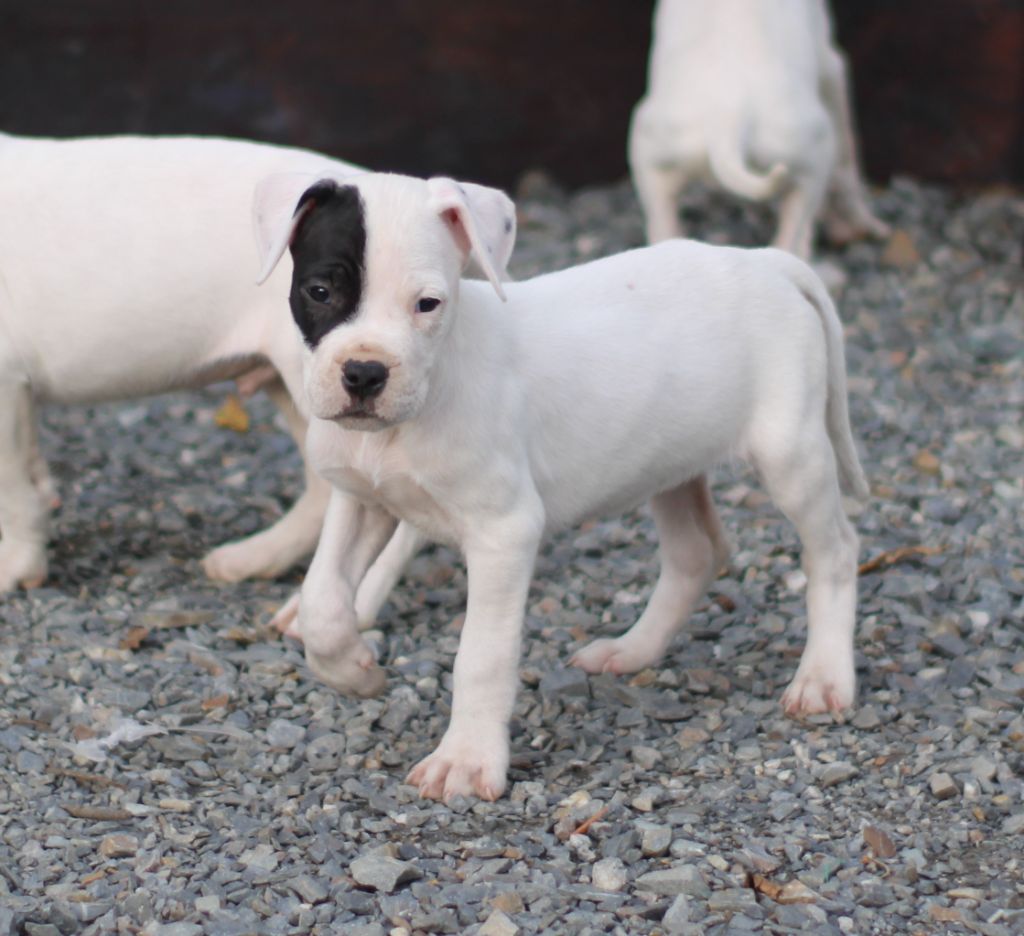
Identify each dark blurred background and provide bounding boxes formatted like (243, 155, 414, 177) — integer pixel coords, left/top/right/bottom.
(1, 0, 1021, 189)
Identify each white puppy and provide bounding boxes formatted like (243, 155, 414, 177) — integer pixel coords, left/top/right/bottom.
(0, 133, 366, 592)
(629, 0, 889, 257)
(260, 171, 868, 801)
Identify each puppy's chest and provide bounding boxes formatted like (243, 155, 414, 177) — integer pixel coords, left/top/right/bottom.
(321, 448, 461, 547)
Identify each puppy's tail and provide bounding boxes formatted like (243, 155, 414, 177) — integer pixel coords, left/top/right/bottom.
(708, 117, 787, 201)
(789, 259, 870, 502)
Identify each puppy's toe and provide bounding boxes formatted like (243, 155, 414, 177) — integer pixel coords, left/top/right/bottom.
(306, 638, 387, 698)
(0, 543, 48, 593)
(782, 663, 855, 717)
(569, 637, 654, 676)
(406, 729, 508, 802)
(271, 593, 302, 638)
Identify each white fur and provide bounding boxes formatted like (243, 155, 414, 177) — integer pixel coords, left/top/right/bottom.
(0, 133, 362, 591)
(629, 0, 889, 257)
(261, 172, 867, 802)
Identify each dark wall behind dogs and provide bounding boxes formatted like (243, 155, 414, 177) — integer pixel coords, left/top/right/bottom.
(1, 0, 1020, 189)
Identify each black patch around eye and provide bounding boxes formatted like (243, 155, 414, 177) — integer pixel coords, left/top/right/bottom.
(288, 182, 366, 348)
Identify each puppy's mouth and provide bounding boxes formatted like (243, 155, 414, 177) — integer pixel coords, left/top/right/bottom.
(327, 403, 391, 430)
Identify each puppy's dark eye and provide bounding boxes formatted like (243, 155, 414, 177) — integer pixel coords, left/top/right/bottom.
(307, 284, 331, 304)
(416, 297, 441, 313)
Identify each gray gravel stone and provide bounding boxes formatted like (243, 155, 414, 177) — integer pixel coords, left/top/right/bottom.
(591, 857, 628, 891)
(265, 717, 305, 748)
(349, 854, 423, 893)
(820, 761, 859, 787)
(930, 772, 959, 800)
(636, 865, 710, 898)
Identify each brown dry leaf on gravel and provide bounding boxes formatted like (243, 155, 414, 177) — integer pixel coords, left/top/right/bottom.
(858, 545, 944, 575)
(214, 394, 250, 433)
(751, 874, 818, 905)
(118, 626, 150, 650)
(201, 694, 230, 711)
(864, 825, 897, 859)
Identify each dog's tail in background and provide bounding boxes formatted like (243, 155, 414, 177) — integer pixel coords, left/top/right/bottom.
(789, 259, 870, 502)
(708, 116, 787, 202)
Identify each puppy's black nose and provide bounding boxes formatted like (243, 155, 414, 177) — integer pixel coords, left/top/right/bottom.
(342, 359, 388, 399)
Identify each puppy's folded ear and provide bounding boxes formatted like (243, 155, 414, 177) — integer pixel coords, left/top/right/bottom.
(426, 178, 517, 301)
(253, 174, 342, 284)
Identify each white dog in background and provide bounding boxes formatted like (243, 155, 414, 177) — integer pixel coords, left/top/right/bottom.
(261, 170, 868, 802)
(629, 0, 889, 258)
(0, 134, 362, 592)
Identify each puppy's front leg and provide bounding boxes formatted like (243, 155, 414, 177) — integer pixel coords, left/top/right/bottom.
(300, 489, 397, 697)
(0, 381, 50, 591)
(407, 510, 543, 802)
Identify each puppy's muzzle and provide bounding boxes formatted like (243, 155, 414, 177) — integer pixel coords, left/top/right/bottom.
(342, 359, 389, 400)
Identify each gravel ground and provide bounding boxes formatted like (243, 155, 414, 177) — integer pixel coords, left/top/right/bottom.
(1, 175, 1022, 936)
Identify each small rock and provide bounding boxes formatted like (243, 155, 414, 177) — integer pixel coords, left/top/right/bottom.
(539, 667, 590, 698)
(676, 725, 710, 749)
(929, 772, 958, 800)
(490, 892, 524, 914)
(851, 706, 881, 730)
(661, 894, 691, 932)
(637, 822, 672, 857)
(969, 756, 997, 782)
(99, 834, 138, 858)
(631, 745, 662, 770)
(592, 857, 628, 892)
(776, 880, 819, 905)
(265, 718, 305, 749)
(479, 908, 518, 936)
(350, 854, 423, 893)
(158, 798, 193, 813)
(820, 761, 858, 787)
(635, 865, 709, 898)
(306, 733, 346, 771)
(708, 888, 763, 917)
(194, 895, 220, 913)
(239, 843, 279, 874)
(287, 874, 328, 904)
(1001, 813, 1024, 835)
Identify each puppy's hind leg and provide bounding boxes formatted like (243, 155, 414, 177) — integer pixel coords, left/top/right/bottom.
(754, 426, 859, 716)
(571, 475, 728, 675)
(819, 48, 890, 244)
(203, 377, 329, 582)
(629, 112, 690, 244)
(0, 380, 50, 591)
(773, 168, 830, 262)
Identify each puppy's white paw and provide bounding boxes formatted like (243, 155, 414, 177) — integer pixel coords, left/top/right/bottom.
(271, 593, 301, 638)
(0, 542, 47, 592)
(781, 658, 855, 716)
(406, 726, 509, 802)
(305, 636, 386, 698)
(569, 637, 659, 676)
(203, 539, 275, 583)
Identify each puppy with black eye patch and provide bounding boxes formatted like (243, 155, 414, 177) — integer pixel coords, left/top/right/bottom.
(260, 170, 868, 803)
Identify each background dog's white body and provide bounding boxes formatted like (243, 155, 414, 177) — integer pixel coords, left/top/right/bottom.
(0, 134, 359, 590)
(629, 0, 888, 257)
(262, 172, 867, 803)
